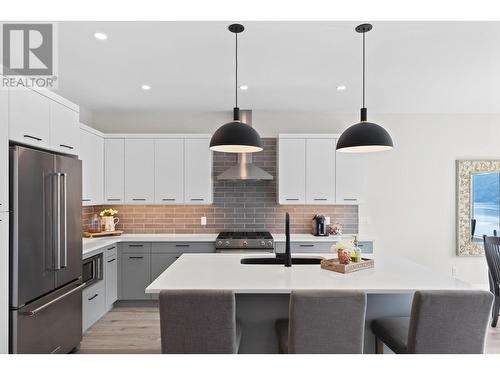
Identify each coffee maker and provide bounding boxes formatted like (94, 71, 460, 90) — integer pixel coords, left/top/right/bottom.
(312, 215, 329, 237)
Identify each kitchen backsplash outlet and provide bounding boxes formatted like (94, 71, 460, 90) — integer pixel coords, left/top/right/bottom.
(83, 138, 358, 234)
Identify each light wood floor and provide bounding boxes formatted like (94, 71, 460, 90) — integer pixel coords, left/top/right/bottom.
(78, 301, 162, 354)
(78, 301, 500, 354)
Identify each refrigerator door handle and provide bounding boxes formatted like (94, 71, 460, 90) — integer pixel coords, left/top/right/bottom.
(55, 173, 61, 270)
(61, 173, 68, 268)
(50, 172, 61, 271)
(51, 172, 67, 270)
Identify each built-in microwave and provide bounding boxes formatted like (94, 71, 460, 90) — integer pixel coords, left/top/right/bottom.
(82, 253, 103, 288)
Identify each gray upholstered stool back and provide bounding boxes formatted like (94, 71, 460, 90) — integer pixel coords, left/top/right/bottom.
(289, 290, 367, 354)
(159, 290, 239, 354)
(408, 290, 493, 354)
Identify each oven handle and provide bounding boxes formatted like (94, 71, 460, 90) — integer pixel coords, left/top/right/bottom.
(24, 283, 86, 317)
(216, 250, 274, 254)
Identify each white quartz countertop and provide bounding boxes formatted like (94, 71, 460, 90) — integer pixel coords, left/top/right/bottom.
(82, 233, 366, 258)
(145, 253, 471, 294)
(82, 233, 219, 258)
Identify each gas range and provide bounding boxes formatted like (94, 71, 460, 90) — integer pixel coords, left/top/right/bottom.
(215, 231, 274, 252)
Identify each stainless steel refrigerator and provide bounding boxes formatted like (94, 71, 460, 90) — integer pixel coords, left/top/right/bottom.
(9, 145, 83, 354)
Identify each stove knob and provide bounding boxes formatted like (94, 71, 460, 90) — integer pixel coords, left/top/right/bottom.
(266, 241, 273, 247)
(225, 241, 230, 247)
(217, 240, 223, 246)
(243, 240, 248, 247)
(260, 241, 266, 247)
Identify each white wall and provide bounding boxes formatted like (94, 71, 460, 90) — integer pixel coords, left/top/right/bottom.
(90, 110, 499, 286)
(358, 113, 500, 287)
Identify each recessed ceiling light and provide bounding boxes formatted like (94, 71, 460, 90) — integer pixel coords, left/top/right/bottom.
(93, 32, 108, 40)
(336, 85, 347, 91)
(141, 84, 151, 91)
(239, 85, 249, 91)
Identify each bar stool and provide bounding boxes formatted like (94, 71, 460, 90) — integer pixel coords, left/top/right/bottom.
(159, 290, 242, 354)
(275, 290, 367, 354)
(371, 290, 493, 354)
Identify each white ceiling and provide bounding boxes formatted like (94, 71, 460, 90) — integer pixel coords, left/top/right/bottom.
(56, 21, 500, 114)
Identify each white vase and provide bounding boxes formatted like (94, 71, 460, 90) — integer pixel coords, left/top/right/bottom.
(103, 216, 119, 232)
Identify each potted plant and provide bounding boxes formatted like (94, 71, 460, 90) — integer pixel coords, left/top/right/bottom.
(100, 208, 119, 232)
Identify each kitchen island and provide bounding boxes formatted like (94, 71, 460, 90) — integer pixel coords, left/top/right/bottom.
(146, 253, 471, 353)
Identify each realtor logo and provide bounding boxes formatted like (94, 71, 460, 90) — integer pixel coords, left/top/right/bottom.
(1, 23, 58, 88)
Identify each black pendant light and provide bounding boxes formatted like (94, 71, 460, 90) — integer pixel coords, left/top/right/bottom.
(210, 24, 263, 153)
(336, 24, 394, 153)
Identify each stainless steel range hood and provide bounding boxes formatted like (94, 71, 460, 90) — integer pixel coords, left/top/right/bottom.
(216, 110, 273, 181)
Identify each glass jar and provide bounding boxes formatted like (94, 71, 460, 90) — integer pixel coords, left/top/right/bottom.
(88, 214, 102, 233)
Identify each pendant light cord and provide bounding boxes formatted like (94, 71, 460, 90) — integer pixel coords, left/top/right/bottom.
(235, 32, 238, 108)
(362, 31, 365, 109)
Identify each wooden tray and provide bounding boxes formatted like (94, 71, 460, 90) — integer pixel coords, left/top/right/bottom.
(321, 258, 374, 273)
(83, 230, 123, 239)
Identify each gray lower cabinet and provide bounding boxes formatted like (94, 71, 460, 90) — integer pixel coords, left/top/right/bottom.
(151, 242, 214, 253)
(105, 253, 118, 307)
(150, 253, 181, 300)
(275, 240, 373, 254)
(121, 252, 151, 300)
(82, 281, 106, 332)
(151, 253, 181, 280)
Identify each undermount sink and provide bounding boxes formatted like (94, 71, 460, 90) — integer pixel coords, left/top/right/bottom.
(240, 257, 323, 265)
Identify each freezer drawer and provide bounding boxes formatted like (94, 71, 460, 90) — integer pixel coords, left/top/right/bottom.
(10, 281, 83, 354)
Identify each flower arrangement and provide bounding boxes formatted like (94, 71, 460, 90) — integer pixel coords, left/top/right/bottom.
(100, 208, 118, 217)
(334, 241, 354, 252)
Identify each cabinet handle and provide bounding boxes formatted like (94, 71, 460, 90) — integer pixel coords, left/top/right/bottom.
(132, 198, 146, 201)
(129, 256, 144, 259)
(107, 246, 116, 250)
(190, 198, 204, 201)
(285, 198, 299, 201)
(23, 134, 42, 141)
(343, 198, 357, 201)
(162, 198, 176, 201)
(107, 198, 121, 202)
(82, 199, 91, 202)
(313, 198, 328, 201)
(88, 293, 99, 301)
(128, 244, 143, 248)
(299, 244, 315, 247)
(107, 258, 116, 263)
(175, 244, 190, 248)
(60, 144, 74, 150)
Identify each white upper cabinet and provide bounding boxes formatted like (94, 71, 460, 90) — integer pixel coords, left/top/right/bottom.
(124, 139, 155, 204)
(0, 90, 8, 211)
(155, 139, 184, 204)
(104, 139, 125, 204)
(9, 87, 50, 148)
(184, 137, 213, 204)
(335, 151, 367, 204)
(80, 128, 104, 206)
(278, 137, 306, 204)
(9, 87, 80, 155)
(306, 138, 336, 204)
(49, 101, 79, 155)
